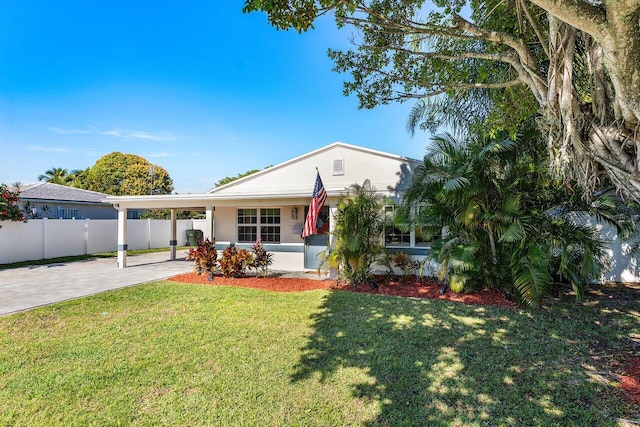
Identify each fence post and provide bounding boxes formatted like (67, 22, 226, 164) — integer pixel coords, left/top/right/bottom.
(84, 219, 89, 255)
(41, 217, 48, 260)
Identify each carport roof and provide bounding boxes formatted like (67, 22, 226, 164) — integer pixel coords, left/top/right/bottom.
(102, 188, 349, 210)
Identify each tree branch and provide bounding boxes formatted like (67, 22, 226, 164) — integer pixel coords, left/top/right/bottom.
(518, 0, 550, 57)
(526, 0, 607, 40)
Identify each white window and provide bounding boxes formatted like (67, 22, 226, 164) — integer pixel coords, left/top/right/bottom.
(384, 205, 410, 246)
(414, 205, 441, 246)
(238, 208, 281, 243)
(384, 204, 440, 247)
(59, 208, 78, 219)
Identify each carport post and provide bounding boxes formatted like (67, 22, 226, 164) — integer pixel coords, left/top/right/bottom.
(328, 203, 338, 279)
(205, 205, 214, 240)
(170, 208, 177, 261)
(117, 207, 128, 268)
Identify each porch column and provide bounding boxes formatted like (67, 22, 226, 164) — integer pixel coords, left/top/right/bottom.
(205, 205, 214, 241)
(169, 208, 177, 261)
(117, 207, 128, 268)
(328, 202, 338, 279)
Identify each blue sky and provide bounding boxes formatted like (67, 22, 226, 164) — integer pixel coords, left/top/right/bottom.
(0, 1, 429, 193)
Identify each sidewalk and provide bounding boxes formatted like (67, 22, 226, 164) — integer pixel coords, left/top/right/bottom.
(0, 252, 193, 316)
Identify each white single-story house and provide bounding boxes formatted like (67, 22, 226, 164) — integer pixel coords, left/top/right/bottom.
(104, 142, 427, 270)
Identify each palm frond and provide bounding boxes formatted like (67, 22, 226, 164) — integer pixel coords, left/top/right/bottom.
(512, 245, 551, 307)
(499, 222, 526, 243)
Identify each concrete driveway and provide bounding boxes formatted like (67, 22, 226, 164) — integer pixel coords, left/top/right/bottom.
(0, 252, 194, 316)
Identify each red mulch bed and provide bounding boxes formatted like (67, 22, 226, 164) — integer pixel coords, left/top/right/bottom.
(167, 272, 517, 308)
(620, 358, 640, 406)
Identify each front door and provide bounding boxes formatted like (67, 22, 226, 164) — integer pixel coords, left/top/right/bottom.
(304, 206, 330, 269)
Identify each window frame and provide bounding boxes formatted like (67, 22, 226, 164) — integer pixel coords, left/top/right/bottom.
(237, 208, 281, 243)
(384, 205, 411, 247)
(383, 204, 440, 248)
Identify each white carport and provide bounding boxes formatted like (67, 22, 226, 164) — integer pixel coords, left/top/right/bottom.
(103, 193, 215, 268)
(103, 191, 346, 269)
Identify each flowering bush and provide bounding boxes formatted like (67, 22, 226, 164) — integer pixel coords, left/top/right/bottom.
(219, 246, 254, 278)
(186, 238, 218, 278)
(0, 184, 25, 228)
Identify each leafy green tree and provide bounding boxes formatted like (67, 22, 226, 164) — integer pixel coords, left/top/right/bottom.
(0, 183, 26, 228)
(37, 168, 72, 185)
(69, 168, 90, 189)
(245, 0, 640, 202)
(84, 152, 173, 195)
(324, 181, 386, 287)
(215, 166, 272, 188)
(398, 128, 630, 307)
(121, 162, 173, 196)
(140, 210, 204, 220)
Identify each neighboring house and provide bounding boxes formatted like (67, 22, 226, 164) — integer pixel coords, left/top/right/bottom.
(104, 142, 424, 269)
(16, 182, 118, 219)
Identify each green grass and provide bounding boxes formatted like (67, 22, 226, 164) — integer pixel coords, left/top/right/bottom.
(0, 282, 637, 426)
(0, 247, 191, 270)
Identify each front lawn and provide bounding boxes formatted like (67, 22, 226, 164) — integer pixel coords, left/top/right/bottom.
(0, 282, 637, 425)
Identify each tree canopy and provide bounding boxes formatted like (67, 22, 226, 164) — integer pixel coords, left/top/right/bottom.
(214, 166, 272, 188)
(244, 0, 640, 201)
(215, 169, 261, 188)
(38, 168, 72, 186)
(84, 152, 174, 196)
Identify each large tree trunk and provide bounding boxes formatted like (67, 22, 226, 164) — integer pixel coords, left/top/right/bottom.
(542, 14, 640, 201)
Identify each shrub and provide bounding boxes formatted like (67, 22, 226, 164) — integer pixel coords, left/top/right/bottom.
(399, 131, 619, 307)
(0, 183, 26, 228)
(392, 252, 416, 278)
(251, 241, 274, 277)
(219, 246, 254, 278)
(186, 238, 218, 278)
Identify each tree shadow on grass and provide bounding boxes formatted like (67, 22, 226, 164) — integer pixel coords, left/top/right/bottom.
(291, 290, 633, 425)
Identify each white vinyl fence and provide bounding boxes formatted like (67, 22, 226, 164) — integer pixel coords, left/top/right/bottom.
(0, 219, 201, 264)
(0, 218, 638, 282)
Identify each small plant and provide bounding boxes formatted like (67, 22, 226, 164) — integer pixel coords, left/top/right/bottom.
(392, 252, 415, 278)
(251, 241, 273, 277)
(186, 238, 218, 279)
(219, 246, 255, 278)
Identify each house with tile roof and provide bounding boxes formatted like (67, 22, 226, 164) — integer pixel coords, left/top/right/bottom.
(17, 182, 117, 219)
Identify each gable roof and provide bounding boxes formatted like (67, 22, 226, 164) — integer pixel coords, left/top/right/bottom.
(102, 142, 421, 209)
(17, 182, 109, 204)
(209, 142, 420, 199)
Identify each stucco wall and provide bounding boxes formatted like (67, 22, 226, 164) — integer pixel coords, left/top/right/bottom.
(212, 144, 417, 203)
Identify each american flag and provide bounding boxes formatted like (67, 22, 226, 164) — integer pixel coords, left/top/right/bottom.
(302, 172, 327, 238)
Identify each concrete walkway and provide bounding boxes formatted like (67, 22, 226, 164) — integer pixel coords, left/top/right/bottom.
(0, 252, 194, 316)
(0, 252, 330, 317)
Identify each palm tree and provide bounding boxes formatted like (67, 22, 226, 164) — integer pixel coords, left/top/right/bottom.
(399, 130, 611, 307)
(323, 181, 386, 287)
(69, 168, 90, 188)
(38, 168, 71, 185)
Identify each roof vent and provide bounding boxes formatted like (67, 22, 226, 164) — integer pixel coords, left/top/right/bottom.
(333, 159, 344, 176)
